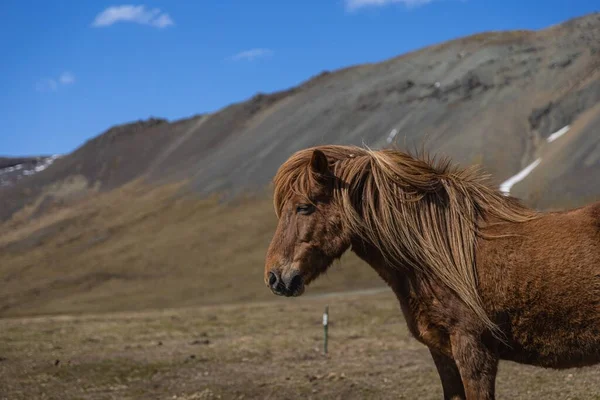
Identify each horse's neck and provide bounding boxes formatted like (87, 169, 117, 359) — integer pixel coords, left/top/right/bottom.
(349, 237, 433, 334)
(350, 238, 409, 291)
(350, 237, 457, 350)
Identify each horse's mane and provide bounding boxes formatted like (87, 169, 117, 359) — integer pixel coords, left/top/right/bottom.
(273, 144, 540, 337)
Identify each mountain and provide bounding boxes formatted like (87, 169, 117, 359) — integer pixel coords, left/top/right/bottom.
(1, 13, 599, 317)
(0, 155, 61, 188)
(3, 14, 600, 220)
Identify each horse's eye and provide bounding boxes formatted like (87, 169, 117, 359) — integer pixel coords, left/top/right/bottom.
(296, 204, 316, 215)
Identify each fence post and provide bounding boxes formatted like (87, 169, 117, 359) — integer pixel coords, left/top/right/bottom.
(323, 305, 329, 355)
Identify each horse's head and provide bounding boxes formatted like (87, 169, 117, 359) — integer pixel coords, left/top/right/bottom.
(264, 149, 352, 297)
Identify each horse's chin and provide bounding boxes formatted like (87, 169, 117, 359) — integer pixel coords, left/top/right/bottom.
(301, 266, 331, 290)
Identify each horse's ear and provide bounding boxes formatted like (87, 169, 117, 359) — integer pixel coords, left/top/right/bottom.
(310, 149, 330, 176)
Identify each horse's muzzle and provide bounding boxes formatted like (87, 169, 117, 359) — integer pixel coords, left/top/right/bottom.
(267, 269, 305, 297)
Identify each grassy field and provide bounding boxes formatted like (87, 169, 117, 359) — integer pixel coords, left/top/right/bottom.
(2, 290, 599, 400)
(0, 181, 382, 318)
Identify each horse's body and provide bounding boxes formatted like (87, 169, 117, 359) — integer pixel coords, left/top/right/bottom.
(264, 145, 600, 399)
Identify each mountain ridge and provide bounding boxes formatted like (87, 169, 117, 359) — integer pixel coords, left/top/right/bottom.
(2, 13, 600, 217)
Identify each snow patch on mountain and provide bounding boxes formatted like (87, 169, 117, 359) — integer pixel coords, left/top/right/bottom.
(0, 155, 62, 187)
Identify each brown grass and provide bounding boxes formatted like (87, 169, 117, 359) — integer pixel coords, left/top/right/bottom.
(1, 290, 598, 400)
(0, 180, 383, 318)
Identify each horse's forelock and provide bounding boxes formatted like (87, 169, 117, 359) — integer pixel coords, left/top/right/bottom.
(273, 149, 320, 217)
(273, 145, 370, 217)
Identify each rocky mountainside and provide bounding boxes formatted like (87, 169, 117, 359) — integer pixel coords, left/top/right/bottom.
(0, 156, 61, 188)
(3, 14, 600, 222)
(2, 13, 600, 222)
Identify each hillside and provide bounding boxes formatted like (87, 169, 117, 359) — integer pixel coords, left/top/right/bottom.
(0, 155, 60, 188)
(1, 13, 600, 317)
(0, 181, 382, 317)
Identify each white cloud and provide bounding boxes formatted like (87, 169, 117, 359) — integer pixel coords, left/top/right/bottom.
(92, 5, 174, 28)
(152, 13, 174, 28)
(59, 72, 75, 85)
(36, 72, 76, 92)
(230, 48, 273, 62)
(346, 0, 435, 11)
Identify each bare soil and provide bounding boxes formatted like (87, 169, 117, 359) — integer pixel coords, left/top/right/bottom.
(1, 290, 598, 400)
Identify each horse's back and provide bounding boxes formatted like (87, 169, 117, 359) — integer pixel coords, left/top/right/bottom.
(477, 202, 600, 368)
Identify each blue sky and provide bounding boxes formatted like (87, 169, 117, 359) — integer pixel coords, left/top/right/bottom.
(1, 1, 597, 156)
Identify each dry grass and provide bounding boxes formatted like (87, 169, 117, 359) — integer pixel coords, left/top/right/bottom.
(0, 181, 383, 318)
(1, 290, 598, 400)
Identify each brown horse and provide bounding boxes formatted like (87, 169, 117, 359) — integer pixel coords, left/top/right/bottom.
(264, 144, 600, 399)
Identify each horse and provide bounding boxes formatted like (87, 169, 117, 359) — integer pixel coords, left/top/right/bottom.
(263, 144, 600, 400)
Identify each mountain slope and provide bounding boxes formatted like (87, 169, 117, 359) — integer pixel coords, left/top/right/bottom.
(154, 12, 600, 205)
(0, 155, 60, 188)
(2, 13, 600, 223)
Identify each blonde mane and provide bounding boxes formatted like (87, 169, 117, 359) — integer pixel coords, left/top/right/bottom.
(273, 144, 540, 337)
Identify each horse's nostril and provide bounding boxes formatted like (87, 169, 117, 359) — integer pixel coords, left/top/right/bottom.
(289, 273, 303, 292)
(268, 271, 279, 288)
